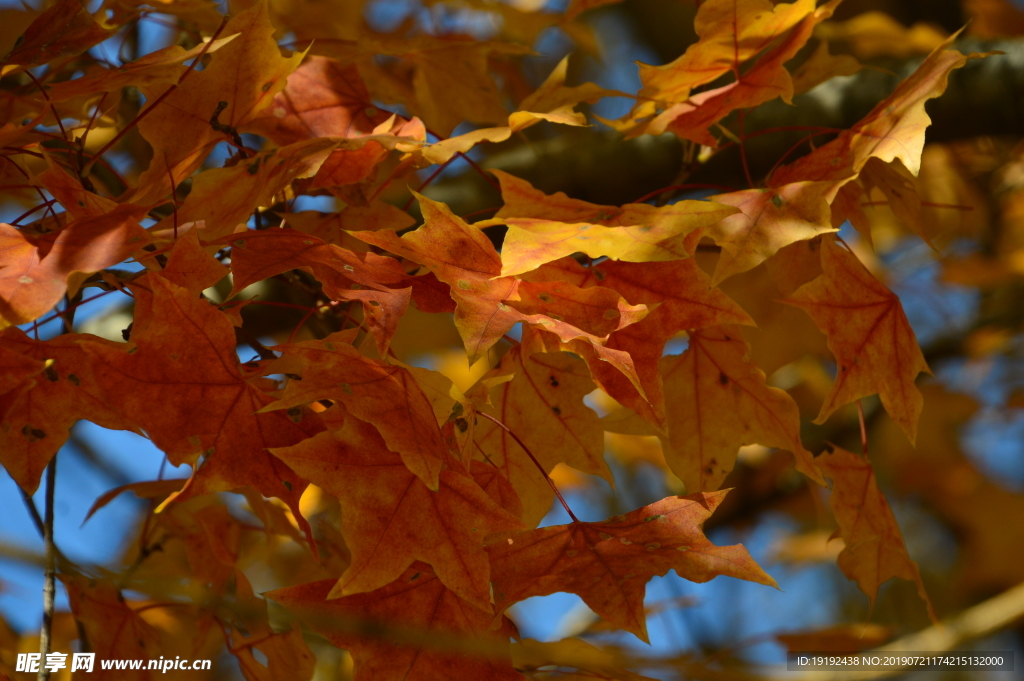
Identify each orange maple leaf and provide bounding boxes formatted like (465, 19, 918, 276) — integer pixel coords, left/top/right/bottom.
(770, 36, 979, 196)
(79, 275, 321, 544)
(705, 182, 834, 284)
(471, 341, 610, 527)
(660, 325, 824, 491)
(648, 1, 840, 145)
(354, 194, 649, 390)
(816, 444, 936, 621)
(624, 0, 816, 136)
(1, 0, 116, 73)
(131, 0, 305, 205)
(0, 204, 147, 326)
(261, 334, 449, 490)
(0, 329, 137, 493)
(486, 490, 777, 641)
(522, 253, 755, 427)
(226, 229, 412, 355)
(271, 413, 522, 612)
(784, 237, 929, 442)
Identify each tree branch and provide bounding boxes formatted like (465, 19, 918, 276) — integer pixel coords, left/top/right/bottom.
(759, 579, 1024, 680)
(37, 458, 57, 681)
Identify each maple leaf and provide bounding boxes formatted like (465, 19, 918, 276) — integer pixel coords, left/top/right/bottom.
(246, 55, 426, 191)
(353, 193, 649, 387)
(151, 138, 339, 241)
(1, 0, 116, 74)
(770, 35, 980, 199)
(267, 564, 522, 681)
(0, 329, 136, 493)
(491, 170, 737, 277)
(526, 252, 755, 427)
(623, 0, 815, 135)
(486, 490, 777, 641)
(402, 40, 529, 137)
(157, 229, 229, 296)
(271, 412, 523, 610)
(226, 228, 412, 355)
(784, 237, 929, 442)
(79, 274, 322, 545)
(34, 157, 120, 221)
(131, 0, 305, 205)
(38, 33, 239, 104)
(470, 341, 610, 527)
(660, 325, 824, 491)
(816, 444, 936, 621)
(704, 182, 834, 284)
(260, 334, 449, 490)
(0, 204, 147, 326)
(247, 55, 398, 145)
(61, 575, 162, 680)
(646, 1, 841, 145)
(412, 56, 621, 166)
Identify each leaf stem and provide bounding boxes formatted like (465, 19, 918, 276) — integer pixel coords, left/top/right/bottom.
(476, 411, 579, 523)
(856, 399, 868, 458)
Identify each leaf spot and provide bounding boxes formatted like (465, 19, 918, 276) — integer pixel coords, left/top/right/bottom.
(457, 280, 472, 290)
(20, 425, 46, 441)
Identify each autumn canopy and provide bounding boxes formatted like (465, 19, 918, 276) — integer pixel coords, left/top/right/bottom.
(2, 0, 1023, 678)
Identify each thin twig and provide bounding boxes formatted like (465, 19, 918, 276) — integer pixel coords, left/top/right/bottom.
(476, 412, 580, 522)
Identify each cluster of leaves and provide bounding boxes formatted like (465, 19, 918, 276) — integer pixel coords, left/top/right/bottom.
(2, 0, 1024, 678)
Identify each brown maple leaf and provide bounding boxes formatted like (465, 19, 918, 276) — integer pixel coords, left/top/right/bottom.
(267, 564, 522, 681)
